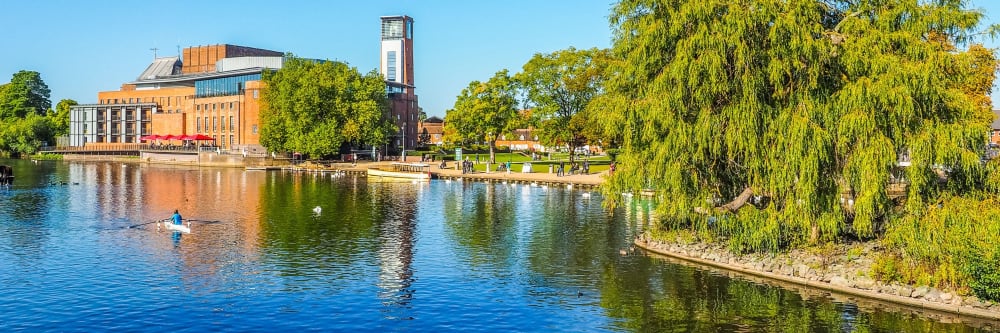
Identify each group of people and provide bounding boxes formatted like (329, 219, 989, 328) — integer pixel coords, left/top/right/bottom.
(555, 161, 590, 177)
(461, 160, 476, 174)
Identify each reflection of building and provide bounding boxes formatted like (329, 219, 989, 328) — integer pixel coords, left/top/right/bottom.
(417, 116, 443, 146)
(375, 185, 418, 318)
(381, 15, 419, 153)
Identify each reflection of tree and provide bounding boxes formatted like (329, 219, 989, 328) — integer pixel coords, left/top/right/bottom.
(258, 174, 421, 320)
(257, 172, 381, 287)
(597, 209, 982, 332)
(0, 158, 59, 267)
(525, 188, 618, 282)
(443, 184, 517, 269)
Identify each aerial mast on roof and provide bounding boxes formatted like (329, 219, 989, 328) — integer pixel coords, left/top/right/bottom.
(150, 47, 158, 59)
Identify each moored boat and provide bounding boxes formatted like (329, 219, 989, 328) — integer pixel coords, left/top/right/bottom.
(366, 162, 431, 181)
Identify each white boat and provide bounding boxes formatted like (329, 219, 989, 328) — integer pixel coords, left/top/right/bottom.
(159, 220, 191, 233)
(367, 162, 431, 181)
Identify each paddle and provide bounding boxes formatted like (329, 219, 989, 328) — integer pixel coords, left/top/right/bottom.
(125, 219, 167, 229)
(185, 219, 221, 224)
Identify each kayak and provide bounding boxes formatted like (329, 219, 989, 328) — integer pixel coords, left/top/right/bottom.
(160, 220, 191, 233)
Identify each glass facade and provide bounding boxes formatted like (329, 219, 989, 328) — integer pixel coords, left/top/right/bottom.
(382, 20, 404, 40)
(387, 51, 397, 81)
(195, 73, 261, 98)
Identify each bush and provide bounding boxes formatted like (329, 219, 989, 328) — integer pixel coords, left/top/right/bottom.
(28, 153, 62, 161)
(877, 195, 1000, 300)
(964, 244, 1000, 302)
(605, 148, 620, 162)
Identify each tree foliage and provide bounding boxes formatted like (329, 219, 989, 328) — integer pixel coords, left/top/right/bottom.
(601, 0, 998, 251)
(0, 71, 56, 156)
(0, 113, 54, 157)
(50, 99, 77, 137)
(0, 70, 51, 120)
(443, 70, 520, 163)
(517, 47, 610, 161)
(259, 56, 394, 158)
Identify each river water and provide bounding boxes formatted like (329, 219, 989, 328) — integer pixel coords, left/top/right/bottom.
(0, 159, 991, 332)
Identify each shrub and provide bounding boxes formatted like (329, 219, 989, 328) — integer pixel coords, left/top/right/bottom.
(878, 195, 1000, 299)
(964, 244, 1000, 302)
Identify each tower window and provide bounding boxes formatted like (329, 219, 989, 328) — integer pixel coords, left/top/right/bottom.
(387, 51, 397, 81)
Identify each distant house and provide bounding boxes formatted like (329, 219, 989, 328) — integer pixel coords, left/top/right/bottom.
(991, 109, 1000, 146)
(496, 128, 544, 152)
(418, 116, 444, 146)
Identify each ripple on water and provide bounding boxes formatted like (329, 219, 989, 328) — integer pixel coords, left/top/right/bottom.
(0, 162, 989, 332)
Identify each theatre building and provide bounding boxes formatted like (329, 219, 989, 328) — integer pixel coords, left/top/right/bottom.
(68, 45, 279, 151)
(69, 44, 282, 152)
(69, 16, 419, 157)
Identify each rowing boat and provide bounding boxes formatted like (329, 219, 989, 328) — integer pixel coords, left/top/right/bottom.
(159, 220, 191, 233)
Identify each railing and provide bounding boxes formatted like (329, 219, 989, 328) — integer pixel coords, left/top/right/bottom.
(56, 143, 150, 151)
(145, 144, 203, 152)
(386, 162, 430, 173)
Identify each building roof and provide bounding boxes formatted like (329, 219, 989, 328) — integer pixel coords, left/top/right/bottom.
(127, 67, 267, 85)
(993, 110, 1000, 130)
(423, 116, 443, 123)
(137, 57, 182, 81)
(216, 56, 283, 72)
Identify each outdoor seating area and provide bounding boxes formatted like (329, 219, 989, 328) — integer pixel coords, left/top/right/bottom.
(140, 134, 218, 151)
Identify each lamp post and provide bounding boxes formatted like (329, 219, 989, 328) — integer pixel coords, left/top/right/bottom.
(401, 124, 406, 162)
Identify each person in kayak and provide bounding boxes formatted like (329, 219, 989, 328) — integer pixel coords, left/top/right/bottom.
(171, 210, 183, 225)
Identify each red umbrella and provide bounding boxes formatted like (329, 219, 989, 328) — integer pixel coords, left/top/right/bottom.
(139, 134, 160, 141)
(163, 134, 182, 141)
(189, 134, 215, 141)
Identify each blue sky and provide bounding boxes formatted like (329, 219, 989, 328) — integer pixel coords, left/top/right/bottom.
(1, 1, 999, 117)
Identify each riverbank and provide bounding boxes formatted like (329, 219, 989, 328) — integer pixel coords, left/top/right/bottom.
(633, 233, 1000, 321)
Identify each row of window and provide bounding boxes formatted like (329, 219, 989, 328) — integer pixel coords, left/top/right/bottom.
(77, 108, 153, 121)
(80, 123, 148, 135)
(195, 102, 239, 112)
(196, 116, 235, 134)
(101, 96, 184, 106)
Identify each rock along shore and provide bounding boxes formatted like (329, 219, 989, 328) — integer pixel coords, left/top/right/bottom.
(633, 233, 1000, 322)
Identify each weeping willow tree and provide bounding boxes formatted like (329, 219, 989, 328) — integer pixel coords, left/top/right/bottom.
(600, 0, 997, 251)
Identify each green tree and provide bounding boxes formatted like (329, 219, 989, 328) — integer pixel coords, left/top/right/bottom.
(0, 70, 51, 119)
(259, 56, 395, 158)
(0, 113, 54, 157)
(517, 47, 609, 163)
(601, 0, 997, 250)
(50, 99, 77, 137)
(443, 70, 520, 163)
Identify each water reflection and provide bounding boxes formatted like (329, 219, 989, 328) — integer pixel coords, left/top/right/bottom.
(0, 159, 994, 332)
(369, 182, 420, 320)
